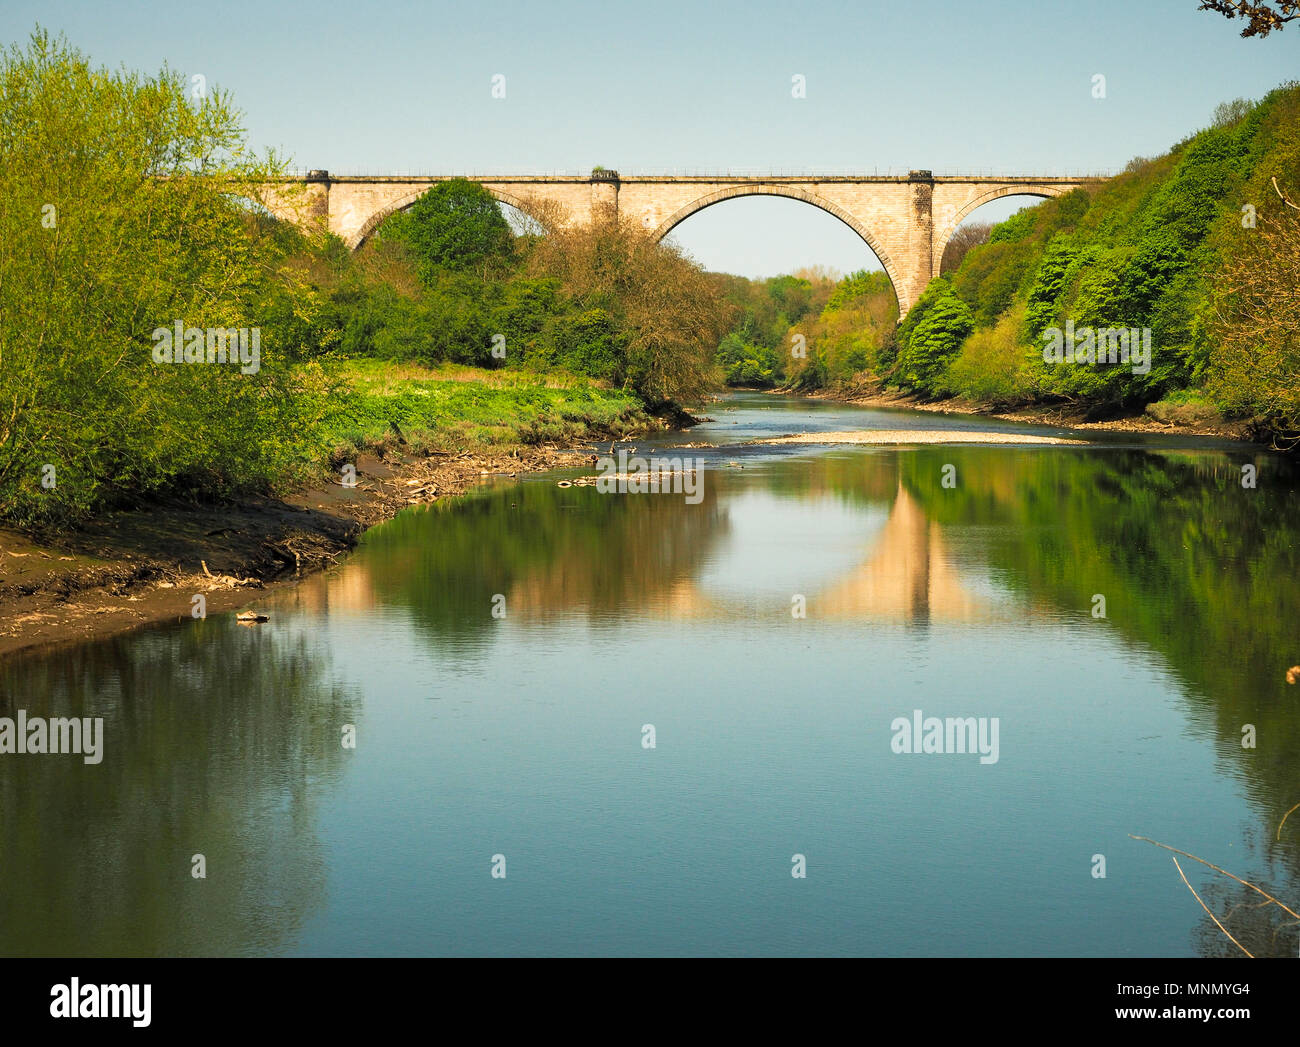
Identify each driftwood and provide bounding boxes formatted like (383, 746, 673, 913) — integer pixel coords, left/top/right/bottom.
(1130, 834, 1300, 957)
(199, 559, 261, 588)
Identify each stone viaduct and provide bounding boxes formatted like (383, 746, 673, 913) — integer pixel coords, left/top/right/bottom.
(258, 170, 1106, 315)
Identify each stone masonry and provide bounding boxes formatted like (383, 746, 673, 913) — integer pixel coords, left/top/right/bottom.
(257, 171, 1104, 315)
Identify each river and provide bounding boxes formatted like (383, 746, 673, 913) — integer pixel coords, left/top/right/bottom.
(2, 392, 1297, 957)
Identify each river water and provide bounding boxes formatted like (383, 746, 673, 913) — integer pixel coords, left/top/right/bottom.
(3, 392, 1298, 956)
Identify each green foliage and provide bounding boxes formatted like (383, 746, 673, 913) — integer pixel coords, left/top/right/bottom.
(0, 29, 328, 527)
(900, 82, 1300, 434)
(942, 302, 1036, 405)
(538, 308, 628, 382)
(894, 280, 974, 392)
(716, 332, 780, 387)
(948, 193, 1089, 329)
(823, 269, 893, 311)
(711, 271, 834, 385)
(0, 31, 730, 528)
(379, 178, 514, 282)
(783, 270, 896, 391)
(258, 184, 729, 405)
(714, 269, 896, 391)
(1023, 234, 1078, 334)
(1203, 82, 1300, 438)
(987, 207, 1037, 245)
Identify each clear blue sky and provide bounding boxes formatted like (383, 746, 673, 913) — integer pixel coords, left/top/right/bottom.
(6, 0, 1297, 276)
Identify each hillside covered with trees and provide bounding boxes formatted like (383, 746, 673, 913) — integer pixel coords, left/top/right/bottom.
(889, 83, 1300, 442)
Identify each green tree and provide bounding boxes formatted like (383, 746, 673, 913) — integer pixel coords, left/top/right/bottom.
(384, 179, 515, 283)
(894, 280, 975, 392)
(0, 29, 322, 527)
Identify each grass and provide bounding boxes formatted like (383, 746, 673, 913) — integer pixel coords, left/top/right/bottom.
(1144, 389, 1223, 427)
(338, 358, 610, 394)
(319, 359, 653, 459)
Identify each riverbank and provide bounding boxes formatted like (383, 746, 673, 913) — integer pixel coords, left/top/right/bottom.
(751, 429, 1084, 446)
(822, 386, 1255, 441)
(0, 443, 592, 659)
(0, 359, 674, 659)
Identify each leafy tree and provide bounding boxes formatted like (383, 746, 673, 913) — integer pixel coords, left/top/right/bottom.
(893, 280, 974, 392)
(942, 302, 1036, 406)
(716, 333, 778, 387)
(710, 270, 839, 386)
(782, 270, 896, 391)
(1205, 86, 1300, 441)
(384, 179, 515, 283)
(0, 29, 321, 526)
(902, 83, 1300, 439)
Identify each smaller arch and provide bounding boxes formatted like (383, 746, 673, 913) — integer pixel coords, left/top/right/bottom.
(650, 184, 904, 309)
(220, 192, 277, 220)
(933, 184, 1075, 267)
(348, 184, 542, 250)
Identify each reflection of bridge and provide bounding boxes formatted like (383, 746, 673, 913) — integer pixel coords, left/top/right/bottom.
(258, 170, 1104, 314)
(645, 484, 996, 625)
(290, 482, 1002, 625)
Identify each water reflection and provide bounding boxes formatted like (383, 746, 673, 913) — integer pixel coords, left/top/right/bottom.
(4, 427, 1299, 956)
(276, 442, 1300, 955)
(0, 621, 359, 956)
(284, 454, 1013, 628)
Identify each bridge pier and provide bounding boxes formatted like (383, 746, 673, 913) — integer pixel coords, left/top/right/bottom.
(590, 170, 619, 223)
(903, 170, 936, 317)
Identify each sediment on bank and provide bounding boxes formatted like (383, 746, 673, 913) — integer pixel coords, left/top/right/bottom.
(749, 429, 1084, 446)
(797, 384, 1256, 442)
(0, 443, 588, 659)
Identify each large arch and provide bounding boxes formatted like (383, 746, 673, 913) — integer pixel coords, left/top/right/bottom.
(649, 184, 903, 307)
(932, 184, 1074, 268)
(348, 185, 542, 250)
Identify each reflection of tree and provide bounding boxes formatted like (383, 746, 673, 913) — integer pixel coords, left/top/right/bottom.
(0, 620, 359, 956)
(1134, 833, 1300, 958)
(338, 458, 1006, 632)
(351, 476, 730, 642)
(756, 448, 902, 505)
(1193, 878, 1300, 958)
(894, 444, 1300, 942)
(288, 442, 1300, 958)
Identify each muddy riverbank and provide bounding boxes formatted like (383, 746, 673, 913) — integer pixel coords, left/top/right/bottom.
(0, 445, 587, 658)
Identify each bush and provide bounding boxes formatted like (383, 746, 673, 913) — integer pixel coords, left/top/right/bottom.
(943, 303, 1036, 406)
(1144, 390, 1223, 427)
(894, 280, 974, 392)
(380, 179, 515, 283)
(0, 30, 326, 526)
